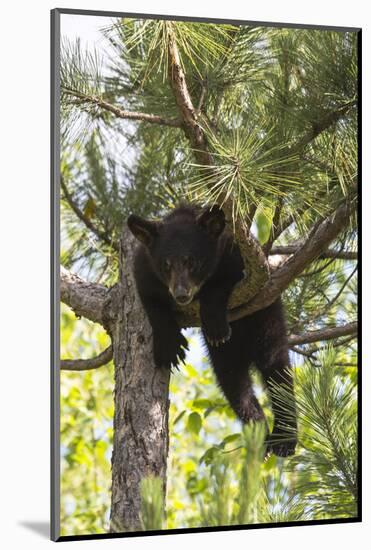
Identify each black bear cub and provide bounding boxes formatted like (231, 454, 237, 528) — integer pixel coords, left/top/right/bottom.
(128, 204, 297, 457)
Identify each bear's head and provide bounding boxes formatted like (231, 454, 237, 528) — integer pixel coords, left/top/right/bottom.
(127, 205, 225, 306)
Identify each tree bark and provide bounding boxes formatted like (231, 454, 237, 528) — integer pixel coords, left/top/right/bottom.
(288, 321, 357, 346)
(63, 88, 182, 128)
(60, 266, 109, 326)
(109, 229, 170, 532)
(61, 345, 113, 371)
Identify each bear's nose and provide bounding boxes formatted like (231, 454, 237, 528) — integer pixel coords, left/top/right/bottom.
(173, 287, 193, 305)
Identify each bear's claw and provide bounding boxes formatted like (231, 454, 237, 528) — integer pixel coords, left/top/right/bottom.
(153, 333, 188, 370)
(265, 429, 297, 458)
(204, 325, 232, 347)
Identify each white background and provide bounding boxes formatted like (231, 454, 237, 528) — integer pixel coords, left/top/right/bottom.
(0, 0, 367, 548)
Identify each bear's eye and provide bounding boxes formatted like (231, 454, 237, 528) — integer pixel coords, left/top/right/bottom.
(186, 256, 195, 270)
(163, 259, 172, 273)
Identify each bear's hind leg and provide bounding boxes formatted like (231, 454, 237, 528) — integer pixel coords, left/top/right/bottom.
(206, 342, 266, 424)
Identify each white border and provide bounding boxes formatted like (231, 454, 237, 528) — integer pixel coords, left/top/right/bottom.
(0, 1, 368, 548)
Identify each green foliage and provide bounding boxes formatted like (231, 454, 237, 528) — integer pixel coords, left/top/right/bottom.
(197, 422, 266, 527)
(60, 305, 114, 535)
(140, 476, 165, 530)
(187, 412, 202, 435)
(60, 324, 357, 534)
(167, 346, 358, 528)
(187, 126, 306, 228)
(102, 19, 238, 97)
(61, 19, 357, 274)
(287, 350, 358, 518)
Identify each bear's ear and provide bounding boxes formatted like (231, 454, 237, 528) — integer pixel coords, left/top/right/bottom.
(196, 205, 225, 238)
(127, 214, 161, 247)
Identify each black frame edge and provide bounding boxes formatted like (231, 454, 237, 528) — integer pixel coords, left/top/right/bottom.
(51, 7, 61, 543)
(356, 28, 362, 523)
(57, 517, 361, 543)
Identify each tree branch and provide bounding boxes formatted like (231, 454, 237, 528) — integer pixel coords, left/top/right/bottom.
(288, 322, 357, 346)
(60, 184, 356, 356)
(269, 244, 357, 260)
(63, 88, 182, 128)
(258, 100, 357, 252)
(60, 266, 110, 326)
(196, 79, 207, 116)
(289, 346, 315, 359)
(292, 99, 357, 152)
(167, 28, 270, 310)
(289, 346, 357, 367)
(61, 345, 113, 371)
(165, 30, 356, 328)
(264, 155, 356, 253)
(228, 198, 356, 321)
(167, 28, 213, 166)
(290, 264, 358, 335)
(61, 176, 118, 250)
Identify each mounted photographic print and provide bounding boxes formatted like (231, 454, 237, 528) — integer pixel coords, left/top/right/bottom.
(51, 8, 361, 541)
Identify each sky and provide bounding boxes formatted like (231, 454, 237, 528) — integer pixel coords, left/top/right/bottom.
(61, 14, 116, 52)
(60, 12, 138, 193)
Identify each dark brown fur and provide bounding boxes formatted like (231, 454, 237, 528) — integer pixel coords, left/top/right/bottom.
(128, 204, 297, 456)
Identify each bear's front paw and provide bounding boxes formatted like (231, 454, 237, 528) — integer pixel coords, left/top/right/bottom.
(153, 332, 188, 370)
(203, 321, 232, 347)
(265, 428, 297, 458)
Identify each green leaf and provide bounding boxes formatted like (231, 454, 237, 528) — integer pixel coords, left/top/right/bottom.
(187, 412, 202, 435)
(221, 433, 241, 447)
(199, 446, 221, 466)
(192, 398, 212, 409)
(256, 210, 271, 244)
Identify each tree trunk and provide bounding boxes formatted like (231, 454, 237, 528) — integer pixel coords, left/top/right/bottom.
(110, 229, 171, 532)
